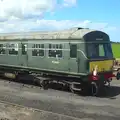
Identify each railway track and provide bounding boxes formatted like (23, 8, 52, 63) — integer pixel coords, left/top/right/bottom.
(0, 78, 120, 120)
(0, 73, 116, 98)
(0, 76, 72, 94)
(2, 78, 42, 90)
(0, 100, 83, 120)
(0, 79, 83, 120)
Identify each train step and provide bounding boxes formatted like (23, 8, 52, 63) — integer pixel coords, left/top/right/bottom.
(70, 82, 81, 91)
(71, 82, 81, 85)
(71, 87, 81, 91)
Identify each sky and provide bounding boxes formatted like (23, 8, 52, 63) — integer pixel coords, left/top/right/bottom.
(0, 0, 119, 42)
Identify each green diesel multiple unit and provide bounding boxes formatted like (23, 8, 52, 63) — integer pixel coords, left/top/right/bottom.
(0, 27, 115, 96)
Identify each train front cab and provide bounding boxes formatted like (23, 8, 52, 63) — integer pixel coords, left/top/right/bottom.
(84, 31, 115, 95)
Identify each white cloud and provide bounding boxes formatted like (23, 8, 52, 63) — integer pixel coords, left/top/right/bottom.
(63, 0, 76, 7)
(0, 0, 78, 33)
(103, 26, 117, 31)
(0, 0, 77, 21)
(0, 0, 118, 42)
(0, 0, 57, 20)
(0, 19, 117, 33)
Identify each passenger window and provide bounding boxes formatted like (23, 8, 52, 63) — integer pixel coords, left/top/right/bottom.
(8, 43, 18, 55)
(32, 44, 44, 56)
(49, 44, 62, 58)
(70, 44, 77, 58)
(22, 43, 27, 55)
(0, 44, 6, 54)
(99, 44, 105, 56)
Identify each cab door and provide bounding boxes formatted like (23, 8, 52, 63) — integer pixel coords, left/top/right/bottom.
(20, 42, 28, 66)
(68, 43, 79, 73)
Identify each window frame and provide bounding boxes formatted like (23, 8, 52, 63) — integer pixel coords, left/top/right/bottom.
(98, 44, 105, 57)
(86, 42, 113, 59)
(32, 43, 45, 57)
(21, 43, 27, 55)
(0, 43, 6, 55)
(8, 43, 19, 56)
(70, 43, 77, 59)
(48, 43, 63, 58)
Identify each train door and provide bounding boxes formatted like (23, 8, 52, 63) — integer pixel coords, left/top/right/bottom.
(20, 42, 28, 66)
(68, 43, 79, 73)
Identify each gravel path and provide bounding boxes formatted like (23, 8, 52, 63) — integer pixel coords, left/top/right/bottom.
(0, 79, 120, 120)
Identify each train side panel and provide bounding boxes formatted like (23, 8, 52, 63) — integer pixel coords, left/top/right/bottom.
(0, 41, 21, 66)
(0, 39, 87, 76)
(0, 42, 8, 65)
(27, 40, 47, 70)
(44, 40, 69, 72)
(19, 41, 28, 66)
(27, 40, 81, 73)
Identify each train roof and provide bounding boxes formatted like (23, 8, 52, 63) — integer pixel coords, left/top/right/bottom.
(0, 27, 104, 40)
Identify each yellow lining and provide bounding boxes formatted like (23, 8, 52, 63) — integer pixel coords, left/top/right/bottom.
(90, 60, 113, 72)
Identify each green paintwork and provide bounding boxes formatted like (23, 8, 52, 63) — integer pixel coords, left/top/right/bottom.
(0, 27, 112, 76)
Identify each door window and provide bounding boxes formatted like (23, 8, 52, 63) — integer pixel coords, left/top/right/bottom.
(70, 44, 77, 58)
(22, 43, 27, 55)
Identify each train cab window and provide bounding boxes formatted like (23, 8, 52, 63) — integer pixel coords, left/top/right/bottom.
(48, 44, 62, 58)
(32, 44, 44, 56)
(0, 44, 6, 54)
(8, 43, 18, 55)
(22, 43, 27, 55)
(99, 44, 105, 56)
(70, 44, 77, 58)
(87, 43, 113, 59)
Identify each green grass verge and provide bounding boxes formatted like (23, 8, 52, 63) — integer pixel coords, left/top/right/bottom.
(112, 43, 120, 58)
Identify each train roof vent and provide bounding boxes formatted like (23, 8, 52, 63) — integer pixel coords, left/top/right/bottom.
(70, 27, 87, 30)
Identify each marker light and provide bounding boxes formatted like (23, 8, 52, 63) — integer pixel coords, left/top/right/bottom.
(91, 66, 98, 81)
(93, 69, 97, 76)
(93, 65, 98, 76)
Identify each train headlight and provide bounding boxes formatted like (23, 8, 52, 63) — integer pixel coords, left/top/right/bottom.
(93, 70, 97, 76)
(92, 65, 98, 76)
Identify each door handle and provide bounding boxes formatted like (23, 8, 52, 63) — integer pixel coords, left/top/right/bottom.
(76, 58, 80, 63)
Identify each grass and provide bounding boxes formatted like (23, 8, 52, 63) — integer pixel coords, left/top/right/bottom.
(112, 43, 120, 58)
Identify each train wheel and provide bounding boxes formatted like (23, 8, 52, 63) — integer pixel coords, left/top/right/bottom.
(90, 82, 98, 96)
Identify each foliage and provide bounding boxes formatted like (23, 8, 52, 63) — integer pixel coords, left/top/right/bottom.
(111, 43, 120, 58)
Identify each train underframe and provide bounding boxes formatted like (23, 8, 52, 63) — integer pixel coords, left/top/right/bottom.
(0, 66, 115, 96)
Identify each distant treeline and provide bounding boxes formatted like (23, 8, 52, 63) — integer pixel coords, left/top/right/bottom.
(111, 41, 120, 44)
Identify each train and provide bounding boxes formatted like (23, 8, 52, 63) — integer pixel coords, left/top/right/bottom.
(0, 27, 115, 96)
